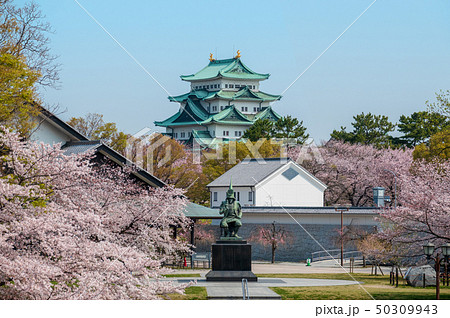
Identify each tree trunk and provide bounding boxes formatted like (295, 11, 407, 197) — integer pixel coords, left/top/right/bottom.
(271, 242, 276, 263)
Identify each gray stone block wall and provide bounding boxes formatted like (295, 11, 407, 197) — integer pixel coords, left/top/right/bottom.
(194, 223, 374, 262)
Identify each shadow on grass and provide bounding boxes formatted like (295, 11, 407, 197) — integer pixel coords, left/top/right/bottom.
(260, 273, 450, 300)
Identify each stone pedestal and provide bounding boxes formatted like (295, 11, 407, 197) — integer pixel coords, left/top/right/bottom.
(206, 240, 257, 281)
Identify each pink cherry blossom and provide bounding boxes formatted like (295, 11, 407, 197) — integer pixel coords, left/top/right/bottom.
(0, 127, 192, 299)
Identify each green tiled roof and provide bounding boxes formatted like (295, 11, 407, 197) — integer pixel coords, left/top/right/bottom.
(180, 58, 270, 81)
(155, 100, 256, 128)
(168, 90, 216, 102)
(254, 106, 282, 121)
(170, 87, 281, 103)
(189, 130, 222, 148)
(202, 105, 253, 125)
(154, 98, 208, 127)
(183, 202, 220, 219)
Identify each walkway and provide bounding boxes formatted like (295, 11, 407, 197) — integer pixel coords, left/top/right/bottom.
(172, 277, 361, 299)
(169, 260, 392, 299)
(173, 259, 392, 275)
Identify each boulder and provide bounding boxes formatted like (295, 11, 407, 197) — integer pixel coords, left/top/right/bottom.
(404, 265, 436, 287)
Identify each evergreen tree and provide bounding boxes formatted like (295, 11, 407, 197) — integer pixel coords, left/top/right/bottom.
(396, 111, 449, 148)
(243, 118, 274, 142)
(272, 115, 309, 144)
(331, 112, 395, 148)
(243, 116, 309, 144)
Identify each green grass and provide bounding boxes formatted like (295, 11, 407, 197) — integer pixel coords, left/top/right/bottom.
(167, 286, 207, 300)
(257, 273, 450, 300)
(164, 273, 201, 278)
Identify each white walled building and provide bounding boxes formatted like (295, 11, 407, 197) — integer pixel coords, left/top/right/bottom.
(207, 158, 327, 208)
(154, 52, 282, 147)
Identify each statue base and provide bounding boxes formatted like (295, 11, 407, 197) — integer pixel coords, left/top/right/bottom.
(206, 240, 257, 282)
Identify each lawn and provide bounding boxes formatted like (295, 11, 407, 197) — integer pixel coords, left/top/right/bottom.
(257, 273, 450, 300)
(167, 286, 207, 300)
(164, 273, 201, 278)
(166, 273, 450, 300)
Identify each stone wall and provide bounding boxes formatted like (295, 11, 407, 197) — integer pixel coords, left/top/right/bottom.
(194, 223, 374, 262)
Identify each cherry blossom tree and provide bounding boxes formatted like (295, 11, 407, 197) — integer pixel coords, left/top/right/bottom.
(377, 159, 450, 258)
(289, 141, 413, 206)
(0, 127, 192, 299)
(249, 222, 293, 263)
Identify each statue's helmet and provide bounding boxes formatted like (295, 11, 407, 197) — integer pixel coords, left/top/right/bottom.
(226, 179, 235, 200)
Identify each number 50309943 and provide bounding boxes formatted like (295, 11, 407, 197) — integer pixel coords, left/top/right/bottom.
(375, 305, 437, 315)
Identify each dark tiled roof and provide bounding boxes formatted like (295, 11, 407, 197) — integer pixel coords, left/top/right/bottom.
(61, 140, 102, 155)
(207, 158, 327, 189)
(208, 157, 289, 187)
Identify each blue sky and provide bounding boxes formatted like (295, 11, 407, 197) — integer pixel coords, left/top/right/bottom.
(31, 0, 450, 142)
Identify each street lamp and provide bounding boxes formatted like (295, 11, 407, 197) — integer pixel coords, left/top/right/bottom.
(423, 242, 450, 300)
(423, 242, 435, 256)
(334, 204, 351, 267)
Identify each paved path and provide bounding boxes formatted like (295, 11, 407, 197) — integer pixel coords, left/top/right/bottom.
(170, 277, 362, 300)
(169, 261, 394, 299)
(173, 260, 393, 276)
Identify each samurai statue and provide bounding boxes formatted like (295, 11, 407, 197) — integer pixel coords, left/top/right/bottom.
(219, 181, 242, 239)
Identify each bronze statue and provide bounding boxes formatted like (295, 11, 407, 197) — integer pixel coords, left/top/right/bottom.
(219, 181, 242, 239)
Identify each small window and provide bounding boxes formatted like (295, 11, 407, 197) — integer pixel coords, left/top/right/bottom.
(253, 107, 257, 112)
(229, 84, 234, 88)
(248, 191, 253, 202)
(236, 192, 240, 201)
(225, 84, 228, 88)
(174, 132, 178, 138)
(235, 85, 240, 89)
(282, 167, 299, 180)
(213, 192, 217, 202)
(220, 106, 224, 110)
(224, 131, 229, 136)
(180, 132, 186, 138)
